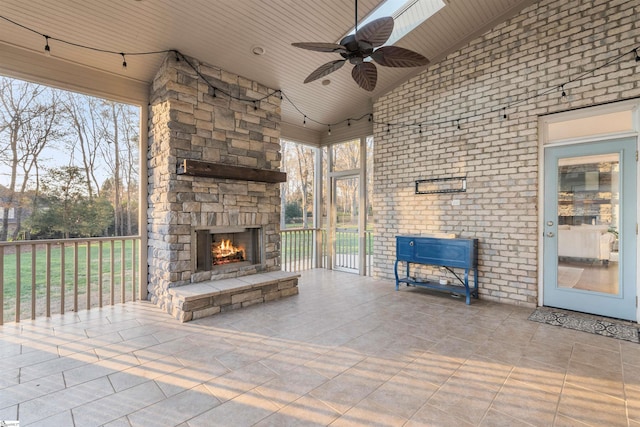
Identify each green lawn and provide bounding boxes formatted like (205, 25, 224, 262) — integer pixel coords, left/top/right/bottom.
(280, 228, 373, 257)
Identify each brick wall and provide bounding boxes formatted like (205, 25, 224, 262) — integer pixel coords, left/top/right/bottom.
(147, 54, 282, 313)
(372, 0, 640, 306)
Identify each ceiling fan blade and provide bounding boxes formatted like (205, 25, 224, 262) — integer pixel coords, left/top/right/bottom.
(355, 17, 394, 47)
(351, 62, 377, 91)
(304, 60, 346, 83)
(371, 46, 430, 67)
(292, 42, 347, 53)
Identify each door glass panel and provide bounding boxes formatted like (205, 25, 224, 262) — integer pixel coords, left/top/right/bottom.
(557, 154, 619, 294)
(334, 176, 359, 271)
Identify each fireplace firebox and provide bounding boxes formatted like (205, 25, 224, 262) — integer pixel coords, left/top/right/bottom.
(194, 226, 262, 272)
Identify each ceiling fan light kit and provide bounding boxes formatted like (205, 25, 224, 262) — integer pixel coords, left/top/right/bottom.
(292, 4, 429, 91)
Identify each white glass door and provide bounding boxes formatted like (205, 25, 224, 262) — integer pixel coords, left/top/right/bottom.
(543, 138, 637, 320)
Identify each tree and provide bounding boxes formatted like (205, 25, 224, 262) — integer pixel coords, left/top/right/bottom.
(62, 92, 103, 199)
(280, 139, 316, 228)
(29, 166, 113, 238)
(294, 143, 314, 228)
(0, 76, 140, 241)
(99, 101, 139, 236)
(0, 78, 61, 241)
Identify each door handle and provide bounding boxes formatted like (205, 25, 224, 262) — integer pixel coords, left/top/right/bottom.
(546, 232, 555, 237)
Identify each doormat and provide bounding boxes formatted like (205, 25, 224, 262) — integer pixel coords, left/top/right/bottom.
(528, 307, 639, 343)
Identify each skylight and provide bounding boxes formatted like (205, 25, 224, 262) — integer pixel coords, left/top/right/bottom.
(340, 0, 446, 45)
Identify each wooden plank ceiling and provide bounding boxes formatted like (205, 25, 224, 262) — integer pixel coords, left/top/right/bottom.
(0, 0, 538, 140)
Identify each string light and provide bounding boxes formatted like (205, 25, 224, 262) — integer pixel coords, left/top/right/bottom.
(303, 115, 306, 127)
(561, 84, 568, 102)
(418, 124, 422, 134)
(43, 35, 50, 56)
(1, 13, 638, 137)
(253, 101, 257, 111)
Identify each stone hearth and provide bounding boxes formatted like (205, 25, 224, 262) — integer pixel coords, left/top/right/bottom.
(147, 53, 291, 320)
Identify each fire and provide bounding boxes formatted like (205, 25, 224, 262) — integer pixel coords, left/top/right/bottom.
(212, 239, 245, 265)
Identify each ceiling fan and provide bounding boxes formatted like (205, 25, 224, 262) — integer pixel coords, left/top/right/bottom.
(292, 0, 430, 91)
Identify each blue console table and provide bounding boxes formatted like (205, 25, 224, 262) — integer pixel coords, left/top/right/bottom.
(394, 236, 479, 304)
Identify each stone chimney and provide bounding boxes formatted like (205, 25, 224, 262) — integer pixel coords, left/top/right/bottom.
(146, 53, 283, 314)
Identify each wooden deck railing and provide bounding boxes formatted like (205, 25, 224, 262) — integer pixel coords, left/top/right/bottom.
(280, 228, 373, 275)
(280, 228, 326, 272)
(1, 230, 373, 323)
(0, 236, 140, 325)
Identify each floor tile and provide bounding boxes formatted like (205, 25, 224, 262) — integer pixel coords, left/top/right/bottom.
(186, 390, 279, 427)
(556, 383, 628, 427)
(254, 365, 328, 409)
(427, 374, 498, 426)
(253, 395, 340, 426)
(17, 376, 113, 425)
(406, 403, 475, 427)
(565, 359, 624, 399)
(365, 369, 439, 419)
(127, 384, 220, 427)
(490, 377, 560, 426)
(71, 380, 165, 426)
(203, 361, 277, 403)
(509, 357, 566, 395)
(309, 371, 385, 414)
(108, 355, 182, 392)
(331, 398, 408, 426)
(569, 342, 622, 371)
(23, 409, 75, 427)
(0, 270, 636, 426)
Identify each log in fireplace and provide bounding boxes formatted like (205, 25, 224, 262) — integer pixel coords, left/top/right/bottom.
(193, 226, 262, 272)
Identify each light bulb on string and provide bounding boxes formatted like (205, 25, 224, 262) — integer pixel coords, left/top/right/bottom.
(501, 108, 507, 120)
(368, 114, 373, 122)
(347, 119, 351, 127)
(43, 35, 51, 56)
(212, 88, 217, 98)
(303, 116, 306, 127)
(635, 48, 640, 62)
(387, 124, 391, 133)
(419, 124, 422, 134)
(253, 101, 257, 111)
(120, 53, 127, 71)
(561, 84, 568, 102)
(457, 119, 461, 130)
(328, 125, 331, 136)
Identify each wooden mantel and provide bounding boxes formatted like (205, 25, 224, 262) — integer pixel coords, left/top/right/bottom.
(177, 159, 287, 183)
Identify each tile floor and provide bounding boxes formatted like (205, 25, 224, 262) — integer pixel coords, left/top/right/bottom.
(1, 269, 639, 426)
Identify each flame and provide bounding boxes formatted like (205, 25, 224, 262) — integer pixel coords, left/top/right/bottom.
(212, 239, 245, 264)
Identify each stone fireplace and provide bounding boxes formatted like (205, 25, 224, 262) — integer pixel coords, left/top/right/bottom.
(146, 53, 294, 320)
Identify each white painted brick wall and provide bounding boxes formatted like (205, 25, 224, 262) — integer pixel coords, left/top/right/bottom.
(372, 0, 640, 306)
